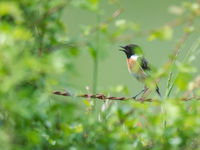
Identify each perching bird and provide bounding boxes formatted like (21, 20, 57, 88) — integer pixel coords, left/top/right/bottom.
(119, 44, 161, 99)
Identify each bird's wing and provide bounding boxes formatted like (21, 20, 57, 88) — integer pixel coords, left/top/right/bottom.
(141, 57, 151, 71)
(137, 57, 151, 76)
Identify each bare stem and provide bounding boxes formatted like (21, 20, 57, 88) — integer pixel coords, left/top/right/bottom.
(92, 10, 101, 95)
(53, 90, 152, 102)
(38, 0, 72, 22)
(86, 8, 123, 36)
(53, 90, 200, 102)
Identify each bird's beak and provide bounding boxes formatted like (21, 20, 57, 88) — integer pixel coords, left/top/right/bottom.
(120, 46, 125, 49)
(119, 46, 126, 52)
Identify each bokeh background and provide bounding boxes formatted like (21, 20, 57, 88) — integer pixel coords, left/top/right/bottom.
(1, 0, 200, 149)
(65, 0, 199, 95)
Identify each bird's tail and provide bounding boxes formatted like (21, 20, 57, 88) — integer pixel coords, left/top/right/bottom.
(156, 84, 161, 97)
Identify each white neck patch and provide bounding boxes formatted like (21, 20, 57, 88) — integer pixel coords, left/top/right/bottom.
(130, 55, 139, 61)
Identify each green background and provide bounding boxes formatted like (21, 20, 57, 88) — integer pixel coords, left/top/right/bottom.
(65, 0, 198, 95)
(1, 0, 200, 149)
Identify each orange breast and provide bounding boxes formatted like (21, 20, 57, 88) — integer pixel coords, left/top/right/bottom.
(127, 58, 146, 80)
(127, 58, 136, 71)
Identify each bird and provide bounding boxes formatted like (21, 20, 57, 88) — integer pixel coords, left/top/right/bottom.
(119, 44, 161, 99)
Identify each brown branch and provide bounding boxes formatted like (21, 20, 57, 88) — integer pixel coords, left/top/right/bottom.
(84, 7, 124, 36)
(53, 3, 200, 103)
(53, 90, 200, 102)
(158, 15, 196, 79)
(53, 90, 152, 102)
(35, 0, 72, 55)
(39, 0, 71, 22)
(181, 96, 200, 101)
(172, 18, 194, 58)
(40, 6, 123, 53)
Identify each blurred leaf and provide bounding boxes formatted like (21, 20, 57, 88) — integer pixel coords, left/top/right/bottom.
(0, 1, 23, 23)
(183, 2, 199, 13)
(81, 25, 92, 36)
(72, 0, 99, 11)
(13, 26, 32, 40)
(169, 5, 184, 15)
(115, 19, 126, 27)
(149, 26, 173, 41)
(128, 22, 141, 32)
(175, 72, 191, 90)
(196, 89, 200, 96)
(87, 44, 97, 59)
(0, 130, 10, 150)
(26, 130, 41, 145)
(0, 0, 200, 149)
(176, 62, 197, 73)
(83, 99, 92, 107)
(109, 85, 129, 94)
(184, 25, 194, 33)
(100, 23, 108, 32)
(169, 137, 182, 146)
(68, 46, 80, 56)
(164, 100, 180, 123)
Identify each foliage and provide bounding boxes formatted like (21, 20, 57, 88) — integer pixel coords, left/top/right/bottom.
(0, 0, 200, 149)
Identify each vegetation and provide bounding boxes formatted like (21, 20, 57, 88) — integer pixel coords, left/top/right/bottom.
(0, 0, 200, 149)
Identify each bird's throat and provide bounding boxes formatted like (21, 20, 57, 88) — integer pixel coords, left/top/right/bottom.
(130, 55, 139, 61)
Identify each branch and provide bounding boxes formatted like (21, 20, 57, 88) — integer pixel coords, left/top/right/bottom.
(53, 90, 200, 102)
(84, 7, 124, 36)
(53, 90, 152, 102)
(158, 15, 196, 79)
(41, 7, 123, 53)
(40, 0, 71, 21)
(53, 91, 200, 102)
(181, 96, 200, 101)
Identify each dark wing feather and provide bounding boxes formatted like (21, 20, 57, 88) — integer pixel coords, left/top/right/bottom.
(141, 57, 151, 71)
(140, 57, 161, 96)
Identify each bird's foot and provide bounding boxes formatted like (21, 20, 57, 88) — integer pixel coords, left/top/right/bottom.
(132, 95, 138, 100)
(132, 88, 146, 100)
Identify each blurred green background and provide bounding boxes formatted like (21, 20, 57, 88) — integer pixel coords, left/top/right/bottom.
(65, 0, 199, 95)
(1, 0, 200, 149)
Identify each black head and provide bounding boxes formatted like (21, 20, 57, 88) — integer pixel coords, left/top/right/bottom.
(119, 44, 140, 58)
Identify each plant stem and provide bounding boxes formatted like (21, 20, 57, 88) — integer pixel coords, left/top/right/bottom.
(93, 55, 98, 94)
(166, 82, 175, 98)
(165, 72, 173, 98)
(92, 6, 101, 109)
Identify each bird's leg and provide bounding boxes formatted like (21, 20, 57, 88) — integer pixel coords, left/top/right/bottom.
(140, 87, 151, 100)
(132, 88, 146, 99)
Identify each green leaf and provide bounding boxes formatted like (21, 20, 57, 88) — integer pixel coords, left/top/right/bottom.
(87, 45, 97, 59)
(115, 19, 126, 27)
(175, 72, 191, 90)
(148, 26, 173, 41)
(169, 5, 184, 15)
(0, 2, 23, 23)
(72, 0, 99, 11)
(176, 62, 197, 73)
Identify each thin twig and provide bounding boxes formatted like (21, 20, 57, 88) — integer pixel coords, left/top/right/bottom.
(162, 15, 196, 97)
(35, 0, 72, 55)
(53, 90, 200, 102)
(92, 8, 101, 95)
(181, 96, 200, 101)
(53, 90, 152, 102)
(159, 16, 195, 80)
(85, 8, 123, 36)
(38, 0, 71, 22)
